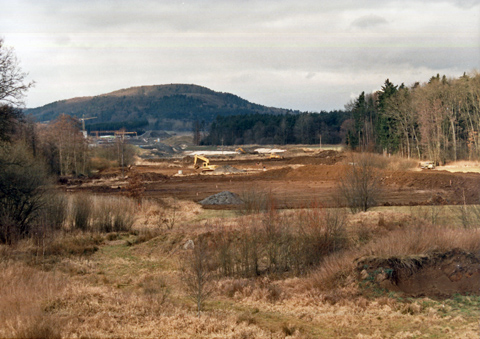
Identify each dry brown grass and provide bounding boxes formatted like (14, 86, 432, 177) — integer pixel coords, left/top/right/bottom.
(362, 224, 480, 258)
(134, 197, 202, 231)
(342, 151, 419, 171)
(306, 221, 480, 295)
(0, 263, 65, 338)
(2, 190, 480, 338)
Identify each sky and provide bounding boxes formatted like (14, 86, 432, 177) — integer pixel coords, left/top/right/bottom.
(1, 0, 480, 111)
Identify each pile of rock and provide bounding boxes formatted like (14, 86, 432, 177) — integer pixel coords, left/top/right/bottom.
(213, 165, 245, 174)
(198, 191, 243, 205)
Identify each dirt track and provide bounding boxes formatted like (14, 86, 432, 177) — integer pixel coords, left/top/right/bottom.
(79, 152, 480, 209)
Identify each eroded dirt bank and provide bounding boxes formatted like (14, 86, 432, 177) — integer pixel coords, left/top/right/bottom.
(357, 249, 480, 297)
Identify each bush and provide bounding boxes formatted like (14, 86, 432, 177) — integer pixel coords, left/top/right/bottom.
(39, 193, 68, 231)
(212, 205, 349, 278)
(70, 194, 92, 231)
(237, 189, 269, 215)
(336, 153, 382, 213)
(181, 236, 215, 315)
(92, 196, 135, 233)
(42, 233, 103, 256)
(0, 142, 51, 244)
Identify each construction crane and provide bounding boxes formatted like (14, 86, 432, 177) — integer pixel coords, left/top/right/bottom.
(79, 116, 97, 131)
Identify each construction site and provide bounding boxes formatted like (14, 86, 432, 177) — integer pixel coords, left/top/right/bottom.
(6, 140, 480, 338)
(75, 142, 480, 209)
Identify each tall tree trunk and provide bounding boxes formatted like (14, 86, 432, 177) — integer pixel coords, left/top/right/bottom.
(450, 118, 457, 162)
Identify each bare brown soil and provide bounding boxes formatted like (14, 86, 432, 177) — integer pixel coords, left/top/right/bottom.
(75, 151, 480, 209)
(358, 249, 480, 297)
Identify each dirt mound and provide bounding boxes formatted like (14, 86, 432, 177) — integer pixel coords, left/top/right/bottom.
(138, 143, 175, 155)
(213, 165, 245, 174)
(257, 164, 347, 181)
(384, 170, 480, 204)
(287, 150, 344, 165)
(139, 130, 171, 139)
(135, 172, 170, 181)
(285, 164, 346, 180)
(357, 249, 480, 297)
(198, 191, 243, 205)
(258, 167, 293, 179)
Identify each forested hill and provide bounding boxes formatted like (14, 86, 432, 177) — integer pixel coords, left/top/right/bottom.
(25, 84, 291, 131)
(202, 111, 350, 145)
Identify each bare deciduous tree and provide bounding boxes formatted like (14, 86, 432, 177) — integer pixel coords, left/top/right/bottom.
(181, 237, 214, 316)
(337, 153, 381, 213)
(0, 38, 34, 107)
(40, 114, 89, 176)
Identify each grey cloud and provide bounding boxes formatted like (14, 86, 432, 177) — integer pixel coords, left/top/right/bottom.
(351, 14, 388, 29)
(6, 0, 480, 111)
(54, 35, 71, 46)
(450, 0, 480, 9)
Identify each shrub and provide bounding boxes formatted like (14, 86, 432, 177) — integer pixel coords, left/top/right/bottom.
(0, 142, 51, 243)
(95, 196, 135, 233)
(41, 233, 102, 256)
(39, 193, 68, 231)
(138, 274, 170, 305)
(69, 195, 135, 233)
(211, 205, 349, 279)
(70, 194, 92, 231)
(237, 189, 269, 215)
(456, 201, 480, 229)
(336, 153, 382, 213)
(181, 236, 215, 315)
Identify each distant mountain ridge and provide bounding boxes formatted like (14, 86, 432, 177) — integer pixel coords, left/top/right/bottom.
(26, 84, 292, 131)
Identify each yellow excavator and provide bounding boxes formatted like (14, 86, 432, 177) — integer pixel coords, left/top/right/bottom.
(269, 153, 283, 160)
(235, 147, 258, 155)
(235, 147, 246, 154)
(193, 155, 218, 172)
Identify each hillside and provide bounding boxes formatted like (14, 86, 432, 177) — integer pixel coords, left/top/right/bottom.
(26, 84, 291, 131)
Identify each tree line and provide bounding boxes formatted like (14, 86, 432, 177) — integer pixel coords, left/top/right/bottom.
(346, 72, 480, 163)
(202, 111, 349, 145)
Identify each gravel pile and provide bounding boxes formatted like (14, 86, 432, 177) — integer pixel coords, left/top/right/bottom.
(198, 191, 243, 205)
(213, 165, 245, 174)
(139, 130, 171, 139)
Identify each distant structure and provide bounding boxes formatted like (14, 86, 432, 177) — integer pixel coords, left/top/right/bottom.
(79, 116, 96, 138)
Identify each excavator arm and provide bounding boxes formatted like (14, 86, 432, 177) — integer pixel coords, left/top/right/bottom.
(193, 155, 218, 171)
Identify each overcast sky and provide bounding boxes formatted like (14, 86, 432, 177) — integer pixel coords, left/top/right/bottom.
(2, 0, 480, 111)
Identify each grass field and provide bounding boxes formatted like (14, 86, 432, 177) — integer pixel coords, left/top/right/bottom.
(1, 193, 480, 338)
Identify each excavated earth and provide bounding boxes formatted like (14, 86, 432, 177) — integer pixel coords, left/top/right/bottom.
(66, 151, 480, 297)
(357, 249, 480, 297)
(73, 151, 480, 208)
